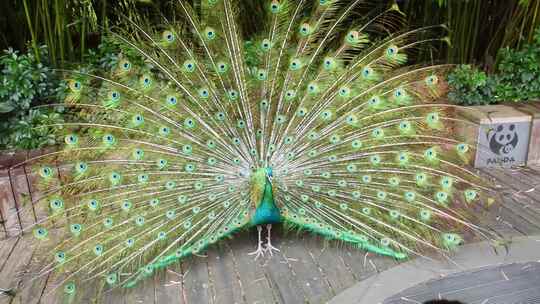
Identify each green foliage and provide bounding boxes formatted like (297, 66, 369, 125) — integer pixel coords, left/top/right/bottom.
(494, 27, 540, 102)
(447, 65, 496, 106)
(0, 46, 57, 112)
(448, 27, 540, 105)
(0, 46, 64, 150)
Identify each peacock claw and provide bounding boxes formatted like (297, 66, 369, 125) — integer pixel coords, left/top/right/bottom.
(264, 241, 280, 256)
(248, 243, 265, 260)
(264, 224, 280, 256)
(248, 225, 265, 260)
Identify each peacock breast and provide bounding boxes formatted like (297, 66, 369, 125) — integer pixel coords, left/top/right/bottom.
(251, 204, 282, 226)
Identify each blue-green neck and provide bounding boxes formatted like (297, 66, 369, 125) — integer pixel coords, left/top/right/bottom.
(250, 176, 282, 226)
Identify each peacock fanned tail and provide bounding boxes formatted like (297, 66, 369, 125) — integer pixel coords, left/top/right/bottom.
(17, 0, 497, 299)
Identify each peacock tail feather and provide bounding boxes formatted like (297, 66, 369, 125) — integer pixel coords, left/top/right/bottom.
(16, 0, 497, 299)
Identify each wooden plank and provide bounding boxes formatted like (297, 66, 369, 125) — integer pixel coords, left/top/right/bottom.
(260, 231, 306, 304)
(500, 195, 540, 230)
(182, 255, 212, 304)
(122, 269, 156, 304)
(484, 169, 535, 189)
(494, 203, 534, 236)
(0, 237, 34, 304)
(339, 245, 396, 282)
(302, 237, 356, 295)
(229, 232, 275, 304)
(480, 204, 523, 240)
(9, 258, 50, 304)
(154, 263, 184, 304)
(100, 285, 128, 304)
(0, 237, 19, 271)
(279, 234, 333, 303)
(206, 246, 243, 304)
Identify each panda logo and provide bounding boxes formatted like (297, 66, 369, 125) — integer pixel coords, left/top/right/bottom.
(487, 124, 518, 155)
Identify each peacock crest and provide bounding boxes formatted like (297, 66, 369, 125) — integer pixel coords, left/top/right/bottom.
(15, 0, 497, 300)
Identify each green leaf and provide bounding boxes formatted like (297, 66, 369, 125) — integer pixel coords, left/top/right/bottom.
(0, 102, 15, 113)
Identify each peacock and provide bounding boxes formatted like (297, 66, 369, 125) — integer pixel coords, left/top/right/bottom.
(15, 0, 497, 300)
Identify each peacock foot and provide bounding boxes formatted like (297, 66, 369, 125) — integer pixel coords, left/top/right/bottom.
(247, 243, 265, 260)
(264, 241, 280, 256)
(248, 225, 265, 260)
(264, 224, 280, 256)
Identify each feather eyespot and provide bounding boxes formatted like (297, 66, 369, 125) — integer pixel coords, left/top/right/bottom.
(346, 30, 360, 44)
(162, 30, 175, 43)
(290, 59, 302, 70)
(386, 45, 398, 57)
(261, 39, 272, 51)
(64, 283, 76, 295)
(166, 95, 178, 106)
(425, 75, 439, 85)
(299, 23, 312, 36)
(120, 60, 131, 71)
(204, 27, 216, 40)
(183, 60, 196, 72)
(270, 1, 281, 13)
(69, 80, 82, 92)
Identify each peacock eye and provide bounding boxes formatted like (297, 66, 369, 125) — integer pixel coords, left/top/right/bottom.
(198, 88, 209, 98)
(64, 283, 76, 294)
(217, 62, 228, 73)
(228, 90, 238, 100)
(270, 2, 280, 13)
(426, 75, 439, 85)
(386, 46, 398, 56)
(69, 80, 82, 92)
(163, 30, 175, 42)
(299, 23, 311, 36)
(205, 27, 216, 40)
(184, 60, 196, 72)
(167, 96, 177, 105)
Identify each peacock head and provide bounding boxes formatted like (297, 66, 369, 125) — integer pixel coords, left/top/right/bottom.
(265, 167, 273, 178)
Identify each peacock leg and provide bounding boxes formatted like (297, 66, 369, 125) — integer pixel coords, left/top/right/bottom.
(264, 224, 280, 256)
(247, 225, 265, 260)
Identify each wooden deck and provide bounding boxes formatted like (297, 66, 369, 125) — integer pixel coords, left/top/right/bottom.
(1, 166, 540, 304)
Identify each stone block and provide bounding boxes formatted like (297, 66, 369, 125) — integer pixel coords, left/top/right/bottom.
(456, 104, 531, 168)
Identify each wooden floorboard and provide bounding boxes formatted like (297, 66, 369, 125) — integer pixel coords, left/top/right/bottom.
(0, 167, 538, 303)
(261, 231, 306, 304)
(280, 235, 333, 304)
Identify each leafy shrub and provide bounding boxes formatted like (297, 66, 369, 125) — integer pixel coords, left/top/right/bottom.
(494, 27, 540, 102)
(0, 46, 64, 150)
(447, 65, 497, 106)
(448, 27, 540, 105)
